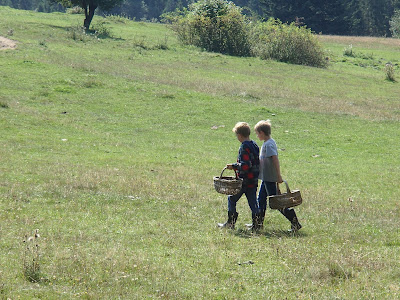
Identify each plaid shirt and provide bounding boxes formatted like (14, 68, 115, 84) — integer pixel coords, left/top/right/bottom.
(232, 140, 260, 188)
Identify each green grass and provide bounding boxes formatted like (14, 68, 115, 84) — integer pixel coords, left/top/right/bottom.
(1, 6, 399, 299)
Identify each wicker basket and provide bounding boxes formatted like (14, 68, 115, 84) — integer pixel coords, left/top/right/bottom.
(213, 167, 243, 195)
(269, 180, 302, 209)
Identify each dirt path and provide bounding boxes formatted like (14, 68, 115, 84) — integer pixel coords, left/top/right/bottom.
(0, 36, 17, 50)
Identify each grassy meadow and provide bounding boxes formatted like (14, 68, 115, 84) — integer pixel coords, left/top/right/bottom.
(0, 6, 399, 299)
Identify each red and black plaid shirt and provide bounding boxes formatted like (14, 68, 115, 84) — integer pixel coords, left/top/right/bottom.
(232, 140, 260, 188)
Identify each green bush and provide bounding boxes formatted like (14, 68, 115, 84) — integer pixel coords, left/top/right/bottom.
(167, 2, 327, 67)
(343, 44, 354, 57)
(384, 63, 396, 82)
(91, 20, 113, 38)
(66, 6, 84, 14)
(389, 10, 400, 38)
(250, 18, 328, 68)
(168, 0, 251, 56)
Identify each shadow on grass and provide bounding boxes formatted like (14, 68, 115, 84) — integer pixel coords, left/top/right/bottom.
(262, 228, 307, 239)
(41, 24, 125, 41)
(232, 227, 307, 239)
(84, 28, 124, 41)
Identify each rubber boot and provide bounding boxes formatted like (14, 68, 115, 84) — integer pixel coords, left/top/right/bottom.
(289, 216, 302, 233)
(258, 209, 265, 230)
(217, 211, 238, 229)
(246, 213, 260, 232)
(246, 210, 265, 230)
(279, 208, 302, 232)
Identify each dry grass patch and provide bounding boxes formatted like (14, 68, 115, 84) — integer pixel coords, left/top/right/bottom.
(0, 36, 17, 50)
(317, 35, 400, 48)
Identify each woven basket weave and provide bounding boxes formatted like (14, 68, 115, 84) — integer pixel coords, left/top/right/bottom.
(269, 180, 302, 209)
(213, 167, 243, 195)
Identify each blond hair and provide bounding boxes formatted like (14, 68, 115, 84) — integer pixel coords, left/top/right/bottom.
(254, 120, 271, 136)
(232, 122, 251, 137)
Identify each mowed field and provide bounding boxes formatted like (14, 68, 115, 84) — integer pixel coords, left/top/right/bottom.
(0, 6, 399, 299)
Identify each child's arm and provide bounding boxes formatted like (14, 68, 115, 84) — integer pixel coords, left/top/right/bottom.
(271, 155, 283, 183)
(227, 145, 252, 172)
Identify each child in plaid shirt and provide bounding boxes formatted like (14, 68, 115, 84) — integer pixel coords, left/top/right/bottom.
(218, 122, 261, 230)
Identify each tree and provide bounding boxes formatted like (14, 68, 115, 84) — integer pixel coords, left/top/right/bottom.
(344, 0, 400, 36)
(54, 0, 124, 29)
(390, 9, 400, 37)
(259, 0, 400, 36)
(259, 0, 348, 35)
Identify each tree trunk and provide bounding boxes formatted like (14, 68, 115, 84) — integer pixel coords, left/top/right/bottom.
(83, 2, 98, 30)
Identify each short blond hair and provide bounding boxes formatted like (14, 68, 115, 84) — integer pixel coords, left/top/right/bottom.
(232, 122, 251, 137)
(254, 120, 271, 136)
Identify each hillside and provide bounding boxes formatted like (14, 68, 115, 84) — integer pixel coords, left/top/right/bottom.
(0, 7, 399, 299)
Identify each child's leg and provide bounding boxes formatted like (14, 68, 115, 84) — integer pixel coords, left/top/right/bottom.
(279, 208, 296, 222)
(218, 189, 243, 229)
(245, 187, 262, 230)
(268, 183, 299, 224)
(279, 208, 302, 230)
(256, 181, 274, 229)
(244, 187, 259, 215)
(257, 181, 269, 211)
(264, 181, 302, 231)
(227, 189, 244, 213)
(264, 181, 277, 196)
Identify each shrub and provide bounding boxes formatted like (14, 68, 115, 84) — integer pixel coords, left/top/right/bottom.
(66, 6, 84, 14)
(106, 14, 131, 24)
(155, 35, 169, 50)
(249, 18, 328, 68)
(0, 101, 9, 109)
(385, 63, 396, 82)
(389, 10, 400, 38)
(168, 0, 251, 56)
(343, 44, 354, 57)
(91, 20, 113, 38)
(23, 230, 42, 283)
(68, 25, 87, 42)
(167, 2, 327, 67)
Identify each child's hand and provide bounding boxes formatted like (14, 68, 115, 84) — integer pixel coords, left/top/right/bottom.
(277, 175, 283, 183)
(226, 164, 234, 170)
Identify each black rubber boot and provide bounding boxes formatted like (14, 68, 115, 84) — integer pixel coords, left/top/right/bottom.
(289, 216, 302, 233)
(218, 211, 238, 229)
(258, 209, 265, 230)
(246, 213, 260, 232)
(279, 208, 302, 232)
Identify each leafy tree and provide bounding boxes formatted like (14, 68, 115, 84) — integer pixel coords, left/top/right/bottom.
(19, 0, 32, 9)
(259, 0, 400, 36)
(390, 9, 400, 37)
(344, 0, 399, 36)
(259, 0, 348, 35)
(54, 0, 124, 29)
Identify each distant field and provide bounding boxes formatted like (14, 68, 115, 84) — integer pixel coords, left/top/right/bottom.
(0, 6, 399, 299)
(318, 34, 400, 47)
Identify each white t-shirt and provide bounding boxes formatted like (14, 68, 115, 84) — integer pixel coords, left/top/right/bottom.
(259, 138, 278, 182)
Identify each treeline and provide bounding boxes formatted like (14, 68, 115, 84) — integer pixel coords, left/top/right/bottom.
(259, 0, 400, 36)
(0, 0, 63, 12)
(1, 0, 400, 36)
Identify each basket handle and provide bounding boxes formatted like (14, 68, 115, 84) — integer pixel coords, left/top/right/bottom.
(220, 167, 239, 179)
(278, 180, 291, 194)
